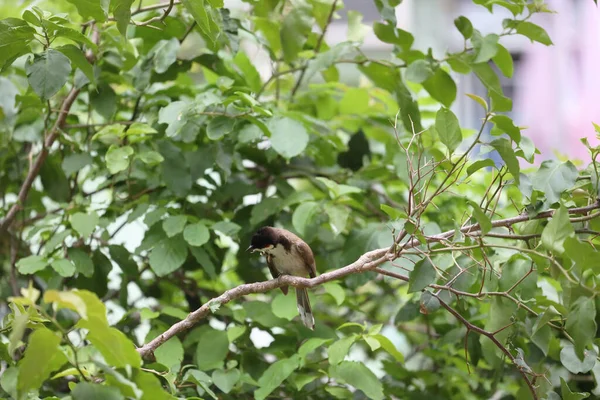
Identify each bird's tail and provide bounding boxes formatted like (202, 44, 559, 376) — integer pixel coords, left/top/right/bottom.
(295, 288, 315, 330)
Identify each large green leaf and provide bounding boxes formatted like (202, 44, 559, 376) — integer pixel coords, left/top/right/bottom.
(408, 259, 436, 293)
(435, 107, 462, 154)
(66, 0, 109, 21)
(25, 49, 72, 99)
(565, 297, 597, 360)
(267, 117, 309, 159)
(195, 327, 229, 370)
(0, 18, 35, 70)
(255, 355, 300, 400)
(280, 3, 314, 64)
(17, 328, 67, 397)
(329, 361, 384, 400)
(148, 236, 188, 277)
(541, 206, 574, 255)
(532, 160, 578, 204)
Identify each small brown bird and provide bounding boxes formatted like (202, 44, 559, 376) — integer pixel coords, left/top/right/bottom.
(247, 226, 317, 329)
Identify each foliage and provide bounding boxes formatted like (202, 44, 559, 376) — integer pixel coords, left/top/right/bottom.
(0, 0, 599, 399)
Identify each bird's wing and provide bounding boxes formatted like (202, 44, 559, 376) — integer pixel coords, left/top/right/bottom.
(266, 254, 288, 295)
(295, 241, 317, 278)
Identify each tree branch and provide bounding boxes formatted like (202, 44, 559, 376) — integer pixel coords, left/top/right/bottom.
(137, 201, 600, 358)
(290, 0, 339, 98)
(0, 88, 80, 235)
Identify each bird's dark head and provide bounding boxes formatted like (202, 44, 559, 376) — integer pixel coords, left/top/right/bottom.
(246, 226, 279, 253)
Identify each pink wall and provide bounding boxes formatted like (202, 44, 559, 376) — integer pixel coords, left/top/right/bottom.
(516, 0, 600, 162)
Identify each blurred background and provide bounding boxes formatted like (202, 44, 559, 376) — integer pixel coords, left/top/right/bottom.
(225, 0, 600, 163)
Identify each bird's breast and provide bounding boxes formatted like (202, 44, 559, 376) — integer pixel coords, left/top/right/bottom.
(268, 245, 308, 277)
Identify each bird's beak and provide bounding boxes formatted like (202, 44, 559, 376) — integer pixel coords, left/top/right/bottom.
(246, 246, 254, 252)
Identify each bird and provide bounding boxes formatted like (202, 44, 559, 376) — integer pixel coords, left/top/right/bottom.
(246, 226, 317, 330)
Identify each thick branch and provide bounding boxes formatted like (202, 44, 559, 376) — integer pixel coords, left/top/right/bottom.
(136, 201, 600, 358)
(137, 248, 388, 357)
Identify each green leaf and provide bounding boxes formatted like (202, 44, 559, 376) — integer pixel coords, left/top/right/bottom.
(490, 138, 520, 184)
(435, 107, 462, 154)
(212, 369, 241, 394)
(328, 335, 357, 365)
(541, 206, 574, 255)
(91, 124, 124, 145)
(370, 334, 404, 362)
(211, 221, 241, 236)
(71, 382, 124, 400)
(138, 150, 164, 165)
(560, 377, 590, 400)
(347, 10, 370, 42)
(465, 93, 488, 111)
(467, 200, 492, 234)
(339, 88, 370, 115)
(17, 328, 67, 397)
(380, 204, 407, 220)
(280, 4, 314, 64)
(56, 44, 94, 83)
(66, 0, 109, 21)
(472, 33, 499, 63)
(422, 68, 457, 107)
(373, 22, 413, 50)
(491, 114, 520, 142)
(565, 297, 597, 360)
(148, 236, 189, 277)
(454, 16, 473, 39)
(16, 255, 47, 274)
(271, 292, 297, 320)
(68, 248, 94, 277)
(51, 258, 76, 277)
(135, 370, 178, 399)
(25, 49, 71, 99)
(516, 21, 553, 45)
(62, 153, 94, 176)
(292, 201, 318, 236)
(70, 211, 99, 238)
(325, 204, 350, 235)
(472, 63, 512, 112)
(153, 334, 184, 369)
(298, 338, 331, 359)
(181, 0, 220, 46)
(564, 237, 600, 274)
(40, 154, 70, 202)
(560, 345, 596, 374)
(408, 259, 436, 293)
(0, 18, 35, 70)
(323, 282, 345, 306)
(183, 222, 210, 247)
(255, 355, 300, 400)
(304, 42, 354, 82)
(329, 361, 384, 400)
(492, 44, 513, 78)
(111, 0, 135, 36)
(267, 117, 309, 159)
(467, 159, 495, 176)
(405, 60, 433, 84)
(151, 38, 180, 73)
(162, 215, 188, 238)
(105, 145, 134, 174)
(234, 51, 262, 92)
(250, 197, 283, 226)
(82, 321, 142, 368)
(8, 313, 28, 357)
(532, 160, 578, 204)
(195, 327, 229, 370)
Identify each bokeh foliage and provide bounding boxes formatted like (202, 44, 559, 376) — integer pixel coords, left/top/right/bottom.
(1, 0, 600, 399)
